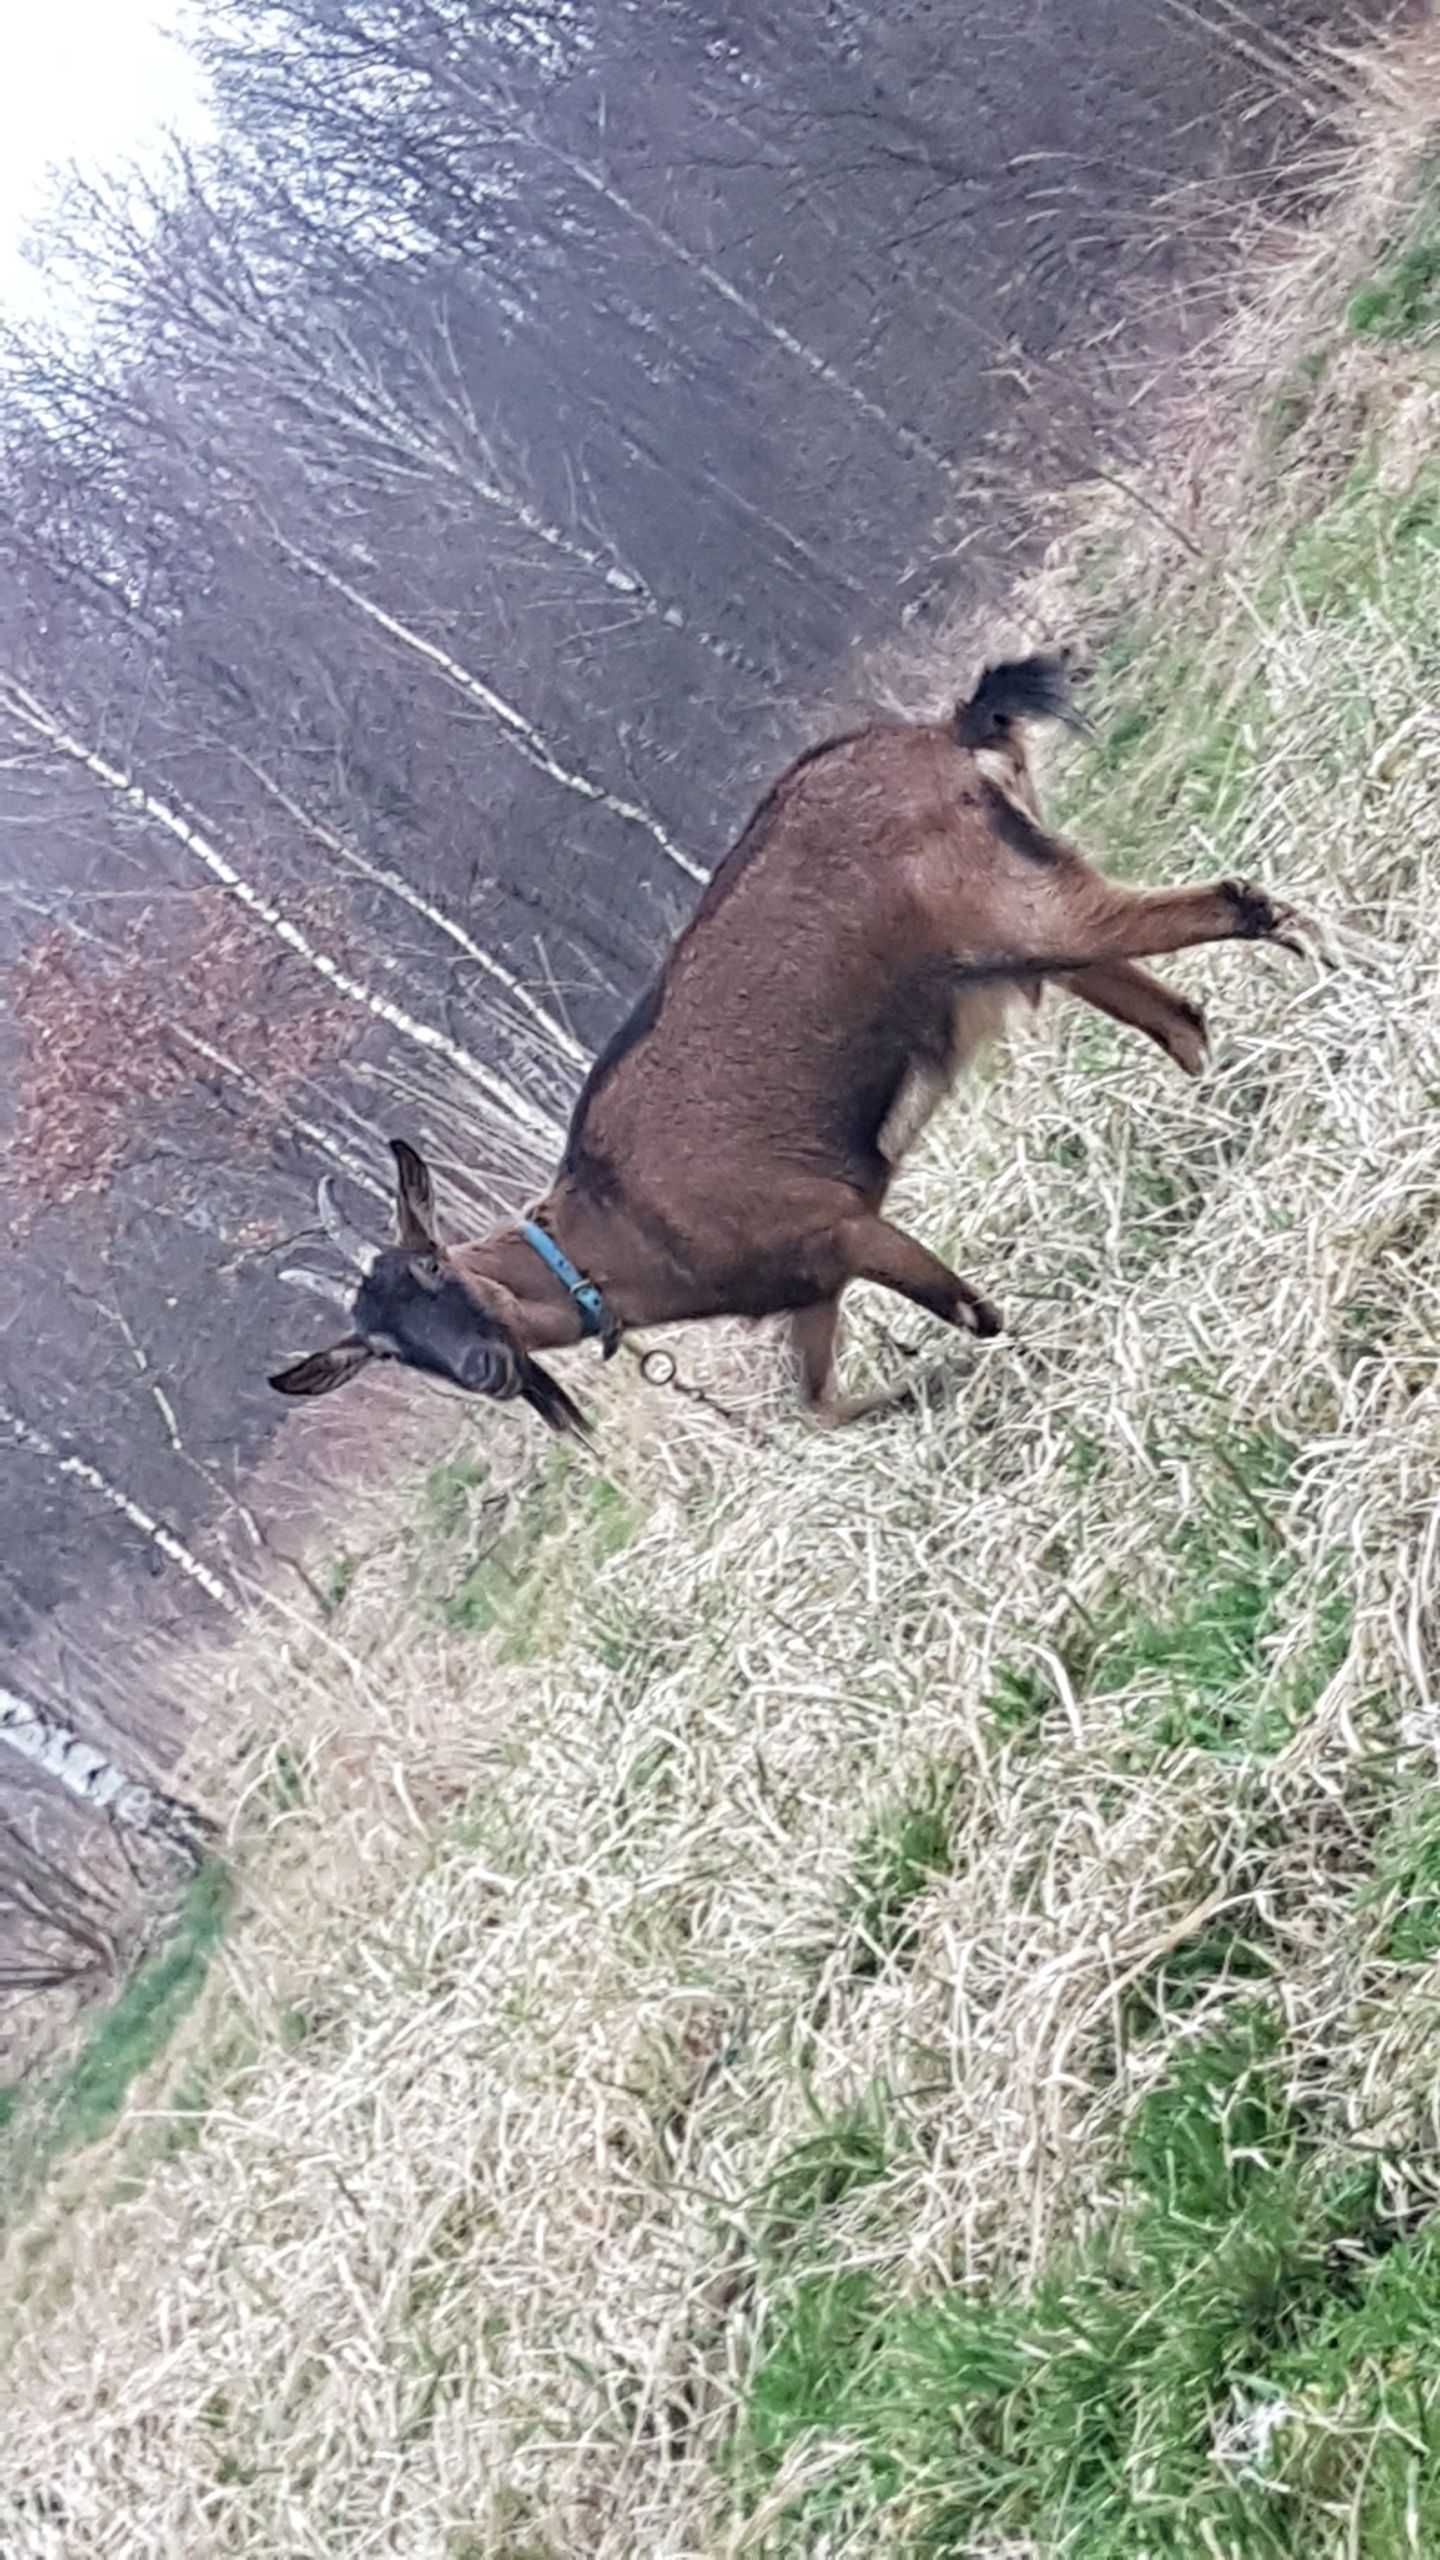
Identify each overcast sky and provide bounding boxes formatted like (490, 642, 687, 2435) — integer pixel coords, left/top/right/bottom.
(0, 0, 208, 313)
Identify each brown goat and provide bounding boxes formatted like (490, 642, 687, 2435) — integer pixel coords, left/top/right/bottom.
(271, 654, 1310, 1434)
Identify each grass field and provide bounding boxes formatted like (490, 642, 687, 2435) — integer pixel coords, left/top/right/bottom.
(6, 34, 1440, 2558)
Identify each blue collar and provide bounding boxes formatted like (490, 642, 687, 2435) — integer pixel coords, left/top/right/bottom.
(520, 1219, 609, 1340)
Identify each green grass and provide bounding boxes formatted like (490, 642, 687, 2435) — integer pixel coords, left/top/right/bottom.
(1281, 461, 1440, 623)
(321, 1549, 359, 1613)
(746, 2270, 883, 2478)
(1264, 346, 1331, 449)
(1, 1860, 234, 2215)
(1060, 448, 1440, 912)
(1372, 1790, 1440, 1967)
(759, 2096, 896, 2254)
(743, 2010, 1440, 2554)
(266, 1739, 307, 1808)
(1348, 185, 1440, 340)
(428, 1445, 641, 1654)
(1056, 638, 1275, 879)
(983, 1435, 1353, 1765)
(105, 2025, 259, 2204)
(841, 1762, 960, 1976)
(423, 1452, 490, 1537)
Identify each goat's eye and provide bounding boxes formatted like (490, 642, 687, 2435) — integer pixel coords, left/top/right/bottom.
(414, 1255, 444, 1291)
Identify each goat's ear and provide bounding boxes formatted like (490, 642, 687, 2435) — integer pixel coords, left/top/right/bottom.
(390, 1138, 438, 1250)
(269, 1339, 373, 1398)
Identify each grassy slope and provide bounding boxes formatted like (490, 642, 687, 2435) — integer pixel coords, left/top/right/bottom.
(8, 49, 1440, 2560)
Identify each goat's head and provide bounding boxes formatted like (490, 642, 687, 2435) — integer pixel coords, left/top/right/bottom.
(270, 1141, 591, 1437)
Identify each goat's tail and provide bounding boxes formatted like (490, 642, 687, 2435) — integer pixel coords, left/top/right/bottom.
(952, 651, 1081, 749)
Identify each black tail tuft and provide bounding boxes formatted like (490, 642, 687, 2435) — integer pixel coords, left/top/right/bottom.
(521, 1353, 595, 1444)
(953, 650, 1081, 749)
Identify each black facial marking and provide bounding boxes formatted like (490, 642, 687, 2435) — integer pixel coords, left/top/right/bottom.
(353, 1252, 519, 1397)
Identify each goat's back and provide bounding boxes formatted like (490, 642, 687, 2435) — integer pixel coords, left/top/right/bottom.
(563, 717, 1046, 1201)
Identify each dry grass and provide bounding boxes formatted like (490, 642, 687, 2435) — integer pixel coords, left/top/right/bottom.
(7, 30, 1440, 2557)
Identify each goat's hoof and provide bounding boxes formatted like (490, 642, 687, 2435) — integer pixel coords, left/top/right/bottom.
(813, 1378, 921, 1428)
(958, 1292, 1002, 1338)
(1221, 878, 1309, 953)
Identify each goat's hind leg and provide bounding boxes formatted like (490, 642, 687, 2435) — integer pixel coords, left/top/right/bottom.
(1058, 958, 1209, 1075)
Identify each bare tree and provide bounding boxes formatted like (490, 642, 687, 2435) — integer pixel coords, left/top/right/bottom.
(0, 1815, 120, 1996)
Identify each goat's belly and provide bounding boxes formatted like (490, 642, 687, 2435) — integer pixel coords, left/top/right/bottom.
(878, 1060, 950, 1165)
(877, 982, 1022, 1166)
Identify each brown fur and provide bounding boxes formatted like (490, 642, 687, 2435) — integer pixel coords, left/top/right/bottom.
(271, 654, 1309, 1431)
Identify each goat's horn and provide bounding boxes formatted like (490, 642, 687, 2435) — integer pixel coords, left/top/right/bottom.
(316, 1176, 380, 1275)
(280, 1265, 355, 1313)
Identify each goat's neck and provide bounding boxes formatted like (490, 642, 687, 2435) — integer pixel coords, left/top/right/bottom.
(453, 1178, 696, 1348)
(441, 1228, 577, 1352)
(446, 1187, 632, 1353)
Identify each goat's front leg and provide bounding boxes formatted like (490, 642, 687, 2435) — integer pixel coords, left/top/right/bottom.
(794, 1290, 886, 1433)
(1035, 874, 1309, 970)
(821, 1215, 1002, 1402)
(1057, 958, 1209, 1075)
(790, 1296, 940, 1429)
(789, 1221, 1001, 1429)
